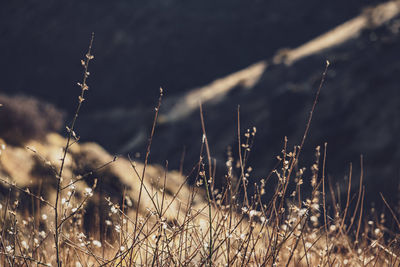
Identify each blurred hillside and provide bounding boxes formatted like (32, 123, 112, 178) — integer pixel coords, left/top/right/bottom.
(0, 132, 201, 235)
(79, 1, 400, 205)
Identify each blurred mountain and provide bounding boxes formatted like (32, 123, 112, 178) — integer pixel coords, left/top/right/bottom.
(79, 2, 400, 204)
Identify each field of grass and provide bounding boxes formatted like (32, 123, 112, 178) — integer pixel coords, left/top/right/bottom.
(0, 34, 399, 267)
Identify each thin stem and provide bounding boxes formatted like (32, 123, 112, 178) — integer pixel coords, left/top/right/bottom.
(54, 32, 94, 267)
(199, 103, 213, 267)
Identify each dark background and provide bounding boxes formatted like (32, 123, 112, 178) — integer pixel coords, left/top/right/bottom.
(0, 0, 383, 111)
(1, 1, 399, 209)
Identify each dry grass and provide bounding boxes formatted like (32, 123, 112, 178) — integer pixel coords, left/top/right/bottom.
(0, 35, 399, 267)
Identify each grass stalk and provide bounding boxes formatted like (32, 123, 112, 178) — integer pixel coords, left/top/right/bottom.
(55, 33, 94, 267)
